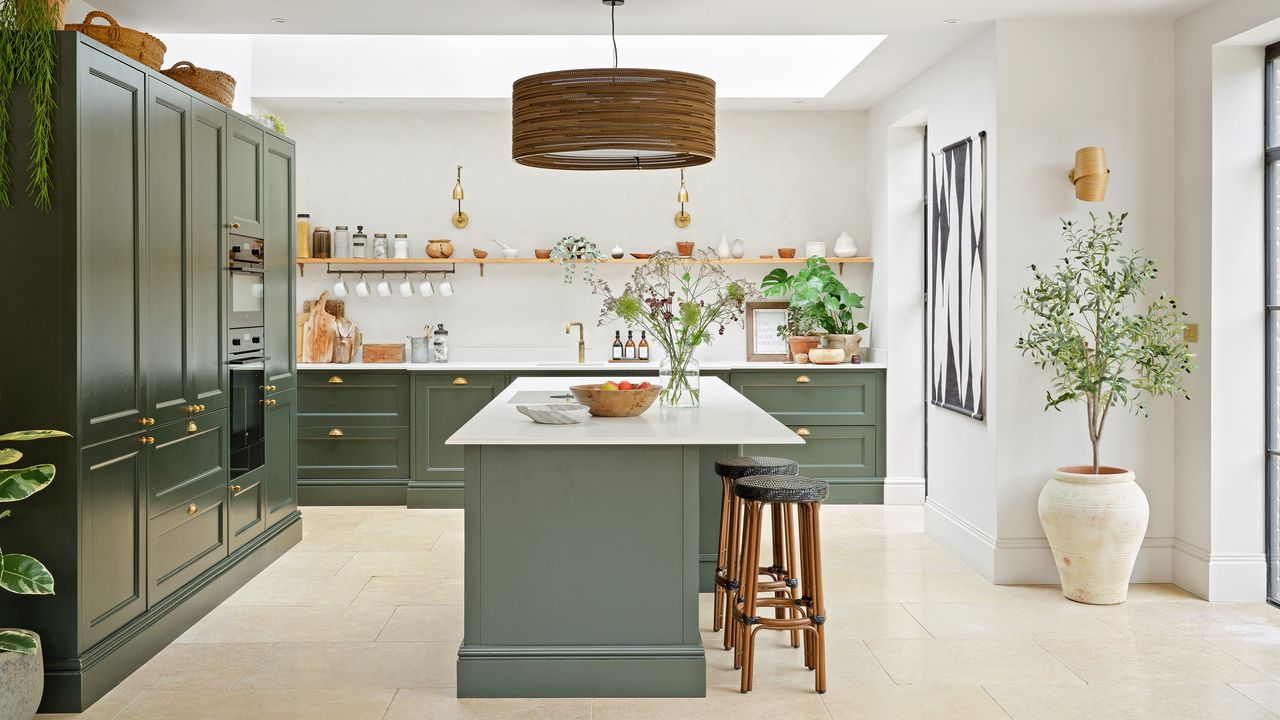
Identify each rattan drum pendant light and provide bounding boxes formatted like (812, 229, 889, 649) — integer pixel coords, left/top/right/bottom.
(512, 0, 716, 171)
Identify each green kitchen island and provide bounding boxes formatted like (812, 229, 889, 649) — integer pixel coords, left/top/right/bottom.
(447, 376, 802, 698)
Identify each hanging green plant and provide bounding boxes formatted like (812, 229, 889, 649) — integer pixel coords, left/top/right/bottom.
(0, 0, 61, 210)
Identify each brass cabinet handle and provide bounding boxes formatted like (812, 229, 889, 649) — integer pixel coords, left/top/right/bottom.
(187, 503, 198, 515)
(328, 428, 344, 437)
(139, 417, 155, 426)
(264, 398, 278, 406)
(230, 485, 242, 492)
(265, 386, 277, 392)
(452, 377, 469, 385)
(228, 223, 241, 229)
(197, 404, 206, 412)
(328, 376, 344, 384)
(795, 375, 811, 384)
(796, 428, 811, 437)
(187, 421, 198, 433)
(140, 436, 155, 445)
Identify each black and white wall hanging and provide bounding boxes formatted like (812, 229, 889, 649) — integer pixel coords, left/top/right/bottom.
(928, 131, 987, 420)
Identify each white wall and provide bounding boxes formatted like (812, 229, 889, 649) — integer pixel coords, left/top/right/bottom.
(290, 110, 871, 362)
(152, 35, 255, 115)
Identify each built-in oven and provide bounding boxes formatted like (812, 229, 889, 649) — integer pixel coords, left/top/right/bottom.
(228, 238, 264, 329)
(229, 328, 266, 480)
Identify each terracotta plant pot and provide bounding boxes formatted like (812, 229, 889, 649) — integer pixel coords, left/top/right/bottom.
(675, 241, 695, 257)
(534, 248, 552, 259)
(1039, 466, 1149, 605)
(787, 335, 820, 359)
(777, 247, 797, 259)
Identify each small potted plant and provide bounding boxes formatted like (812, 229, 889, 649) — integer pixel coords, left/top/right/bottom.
(776, 306, 822, 361)
(551, 236, 604, 285)
(761, 257, 867, 362)
(0, 428, 68, 717)
(1016, 213, 1194, 604)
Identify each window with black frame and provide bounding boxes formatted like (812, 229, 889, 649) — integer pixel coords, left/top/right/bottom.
(1267, 40, 1280, 607)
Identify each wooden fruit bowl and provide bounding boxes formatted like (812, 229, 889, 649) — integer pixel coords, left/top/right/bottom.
(569, 384, 662, 417)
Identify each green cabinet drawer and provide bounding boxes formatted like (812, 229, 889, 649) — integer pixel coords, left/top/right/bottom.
(148, 481, 228, 605)
(229, 465, 266, 553)
(731, 370, 882, 426)
(298, 372, 410, 427)
(298, 425, 410, 480)
(742, 425, 880, 480)
(147, 409, 229, 517)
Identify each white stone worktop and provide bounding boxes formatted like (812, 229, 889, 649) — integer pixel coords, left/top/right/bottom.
(298, 360, 886, 372)
(447, 376, 805, 447)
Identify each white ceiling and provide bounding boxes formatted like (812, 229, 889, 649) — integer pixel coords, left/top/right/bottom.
(90, 0, 1213, 109)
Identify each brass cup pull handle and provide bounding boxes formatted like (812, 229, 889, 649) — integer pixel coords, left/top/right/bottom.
(264, 386, 277, 392)
(187, 503, 198, 515)
(230, 485, 242, 492)
(452, 377, 469, 385)
(795, 375, 811, 384)
(328, 376, 344, 384)
(796, 428, 811, 437)
(328, 428, 344, 437)
(140, 436, 155, 445)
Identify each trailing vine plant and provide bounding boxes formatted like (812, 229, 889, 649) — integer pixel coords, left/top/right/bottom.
(1015, 212, 1195, 473)
(0, 0, 60, 210)
(551, 236, 604, 284)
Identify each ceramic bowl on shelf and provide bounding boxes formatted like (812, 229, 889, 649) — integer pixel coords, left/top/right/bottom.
(534, 248, 552, 259)
(778, 247, 797, 259)
(501, 248, 519, 258)
(631, 253, 653, 260)
(569, 384, 662, 417)
(759, 254, 774, 259)
(472, 248, 489, 259)
(516, 403, 590, 425)
(808, 348, 844, 365)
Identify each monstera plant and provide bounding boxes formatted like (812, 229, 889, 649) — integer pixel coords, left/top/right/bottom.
(0, 428, 67, 654)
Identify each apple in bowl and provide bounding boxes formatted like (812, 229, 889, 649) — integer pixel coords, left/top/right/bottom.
(569, 381, 662, 417)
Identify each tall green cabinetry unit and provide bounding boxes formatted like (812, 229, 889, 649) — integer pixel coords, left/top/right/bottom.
(0, 35, 300, 713)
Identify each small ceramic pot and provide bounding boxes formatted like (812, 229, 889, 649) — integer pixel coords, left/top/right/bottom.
(426, 239, 454, 258)
(778, 247, 797, 259)
(472, 248, 488, 259)
(676, 241, 695, 257)
(808, 348, 844, 365)
(787, 336, 820, 359)
(534, 248, 552, 259)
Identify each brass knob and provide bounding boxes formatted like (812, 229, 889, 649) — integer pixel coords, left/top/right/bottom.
(140, 436, 155, 445)
(265, 399, 278, 406)
(187, 503, 198, 515)
(139, 417, 155, 426)
(328, 376, 344, 384)
(228, 223, 241, 229)
(230, 485, 242, 492)
(452, 377, 469, 385)
(795, 375, 811, 384)
(187, 421, 198, 433)
(196, 404, 206, 413)
(796, 428, 811, 437)
(266, 386, 277, 392)
(328, 428, 345, 437)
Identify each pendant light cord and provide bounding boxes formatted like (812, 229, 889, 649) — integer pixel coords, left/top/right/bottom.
(611, 2, 618, 69)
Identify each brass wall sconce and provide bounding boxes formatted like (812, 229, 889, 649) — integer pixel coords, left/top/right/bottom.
(1068, 146, 1109, 202)
(451, 164, 469, 228)
(674, 169, 691, 228)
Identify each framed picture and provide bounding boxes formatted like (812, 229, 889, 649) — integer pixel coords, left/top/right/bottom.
(746, 301, 790, 361)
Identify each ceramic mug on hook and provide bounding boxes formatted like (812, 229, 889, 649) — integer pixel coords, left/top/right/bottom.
(354, 273, 371, 297)
(398, 274, 415, 298)
(439, 277, 454, 298)
(418, 275, 434, 297)
(375, 274, 393, 298)
(332, 274, 349, 298)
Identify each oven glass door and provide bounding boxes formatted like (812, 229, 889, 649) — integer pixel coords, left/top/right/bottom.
(230, 362, 265, 479)
(229, 268, 265, 329)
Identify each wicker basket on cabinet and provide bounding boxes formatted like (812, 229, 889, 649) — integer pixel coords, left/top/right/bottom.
(66, 11, 166, 70)
(162, 61, 237, 107)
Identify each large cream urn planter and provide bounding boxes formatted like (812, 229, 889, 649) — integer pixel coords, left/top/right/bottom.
(1038, 466, 1148, 605)
(0, 631, 43, 720)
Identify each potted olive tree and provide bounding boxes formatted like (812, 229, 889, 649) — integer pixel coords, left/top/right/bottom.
(1016, 213, 1193, 604)
(0, 428, 66, 719)
(762, 257, 867, 362)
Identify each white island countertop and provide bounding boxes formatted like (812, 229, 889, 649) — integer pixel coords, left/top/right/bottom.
(299, 359, 885, 371)
(447, 376, 805, 447)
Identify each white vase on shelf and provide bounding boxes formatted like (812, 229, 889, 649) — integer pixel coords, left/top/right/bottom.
(730, 239, 745, 259)
(833, 231, 857, 258)
(716, 234, 731, 259)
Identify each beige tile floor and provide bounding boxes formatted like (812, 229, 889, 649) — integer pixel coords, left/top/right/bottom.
(40, 505, 1280, 720)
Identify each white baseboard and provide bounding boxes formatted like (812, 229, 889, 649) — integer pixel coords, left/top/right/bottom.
(883, 476, 925, 505)
(1172, 539, 1268, 601)
(925, 498, 1178, 586)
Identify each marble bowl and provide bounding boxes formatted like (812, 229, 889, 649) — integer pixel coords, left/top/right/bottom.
(569, 384, 662, 417)
(516, 403, 590, 425)
(808, 348, 845, 365)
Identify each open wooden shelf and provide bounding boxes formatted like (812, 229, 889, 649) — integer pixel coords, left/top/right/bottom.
(295, 256, 873, 276)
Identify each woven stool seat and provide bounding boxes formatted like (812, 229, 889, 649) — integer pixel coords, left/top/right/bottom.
(714, 456, 799, 479)
(734, 474, 828, 504)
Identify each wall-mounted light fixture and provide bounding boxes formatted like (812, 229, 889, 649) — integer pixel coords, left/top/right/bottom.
(1068, 146, 1109, 202)
(451, 165, 469, 228)
(674, 169, 691, 228)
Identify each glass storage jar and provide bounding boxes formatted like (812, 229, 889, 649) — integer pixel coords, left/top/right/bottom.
(351, 226, 368, 258)
(372, 233, 389, 259)
(333, 225, 350, 258)
(393, 233, 410, 259)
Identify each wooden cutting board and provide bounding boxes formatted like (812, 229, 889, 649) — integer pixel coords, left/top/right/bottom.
(302, 298, 345, 318)
(362, 343, 405, 363)
(302, 291, 337, 363)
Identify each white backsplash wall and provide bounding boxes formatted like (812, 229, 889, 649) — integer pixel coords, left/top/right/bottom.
(290, 109, 870, 360)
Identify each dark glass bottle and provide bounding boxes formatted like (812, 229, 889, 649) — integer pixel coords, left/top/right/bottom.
(638, 331, 650, 361)
(612, 331, 624, 361)
(624, 331, 637, 360)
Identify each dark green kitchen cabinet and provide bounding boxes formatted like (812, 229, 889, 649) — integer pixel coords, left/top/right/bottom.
(229, 465, 267, 554)
(298, 372, 411, 427)
(0, 34, 300, 714)
(299, 425, 412, 480)
(265, 388, 299, 527)
(732, 370, 882, 426)
(409, 373, 507, 508)
(263, 135, 296, 392)
(227, 117, 264, 238)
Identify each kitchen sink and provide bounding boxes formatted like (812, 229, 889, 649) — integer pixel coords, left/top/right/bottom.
(534, 362, 607, 367)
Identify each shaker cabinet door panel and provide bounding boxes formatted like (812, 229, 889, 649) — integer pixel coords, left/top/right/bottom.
(263, 136, 296, 391)
(226, 118, 264, 238)
(228, 465, 267, 553)
(146, 409, 229, 516)
(80, 434, 148, 651)
(189, 101, 229, 412)
(413, 374, 506, 484)
(145, 79, 194, 427)
(264, 388, 298, 527)
(78, 49, 147, 447)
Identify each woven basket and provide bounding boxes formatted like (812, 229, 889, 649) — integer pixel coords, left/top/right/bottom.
(162, 61, 236, 108)
(67, 11, 166, 70)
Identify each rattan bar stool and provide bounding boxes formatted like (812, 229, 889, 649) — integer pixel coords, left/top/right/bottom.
(712, 457, 800, 650)
(731, 474, 829, 694)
